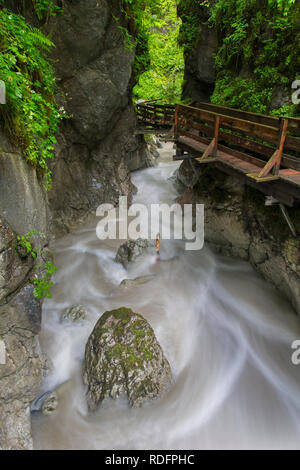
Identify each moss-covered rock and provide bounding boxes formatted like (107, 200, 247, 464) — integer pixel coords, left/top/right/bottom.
(83, 307, 172, 410)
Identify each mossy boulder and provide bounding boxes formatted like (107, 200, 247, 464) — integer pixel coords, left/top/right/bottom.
(83, 307, 172, 410)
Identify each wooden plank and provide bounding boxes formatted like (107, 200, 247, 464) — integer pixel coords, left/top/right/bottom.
(177, 135, 263, 175)
(285, 134, 300, 152)
(177, 104, 279, 145)
(247, 173, 279, 183)
(286, 117, 300, 136)
(196, 102, 280, 129)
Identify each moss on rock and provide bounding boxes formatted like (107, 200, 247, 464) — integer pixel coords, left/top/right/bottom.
(83, 307, 172, 410)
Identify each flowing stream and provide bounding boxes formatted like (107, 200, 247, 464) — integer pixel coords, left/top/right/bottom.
(32, 143, 300, 450)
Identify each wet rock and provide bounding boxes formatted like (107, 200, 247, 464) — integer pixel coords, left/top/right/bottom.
(31, 391, 58, 415)
(119, 275, 155, 290)
(62, 304, 88, 322)
(0, 289, 43, 449)
(40, 353, 54, 378)
(83, 307, 172, 410)
(115, 239, 152, 268)
(42, 392, 58, 416)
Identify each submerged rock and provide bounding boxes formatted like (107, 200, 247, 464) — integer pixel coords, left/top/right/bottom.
(62, 304, 88, 322)
(119, 275, 155, 290)
(31, 391, 58, 415)
(115, 239, 151, 268)
(83, 307, 172, 410)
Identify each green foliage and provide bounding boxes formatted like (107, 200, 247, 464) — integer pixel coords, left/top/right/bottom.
(178, 0, 210, 55)
(131, 0, 184, 103)
(16, 229, 41, 258)
(121, 0, 163, 76)
(0, 8, 65, 186)
(33, 261, 57, 299)
(32, 0, 61, 20)
(208, 0, 300, 115)
(16, 230, 57, 299)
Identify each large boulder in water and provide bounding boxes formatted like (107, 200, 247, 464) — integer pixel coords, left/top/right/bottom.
(83, 308, 172, 410)
(115, 239, 151, 268)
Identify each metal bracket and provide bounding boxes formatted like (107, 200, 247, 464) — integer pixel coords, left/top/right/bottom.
(265, 197, 297, 237)
(279, 204, 297, 238)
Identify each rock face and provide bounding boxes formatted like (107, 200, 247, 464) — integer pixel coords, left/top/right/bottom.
(176, 160, 300, 315)
(83, 308, 172, 410)
(1, 0, 149, 237)
(0, 218, 43, 449)
(115, 239, 151, 268)
(44, 0, 149, 234)
(179, 3, 217, 102)
(0, 129, 50, 239)
(182, 24, 217, 102)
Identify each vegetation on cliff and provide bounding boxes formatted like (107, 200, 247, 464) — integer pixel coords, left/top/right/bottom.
(132, 0, 184, 103)
(178, 0, 300, 116)
(0, 2, 64, 187)
(122, 0, 184, 103)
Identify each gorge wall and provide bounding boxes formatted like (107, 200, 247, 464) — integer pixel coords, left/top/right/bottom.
(178, 0, 300, 115)
(0, 0, 149, 449)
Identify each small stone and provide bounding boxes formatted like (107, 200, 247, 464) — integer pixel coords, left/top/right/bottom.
(31, 391, 58, 415)
(119, 275, 155, 289)
(42, 392, 58, 415)
(62, 304, 88, 322)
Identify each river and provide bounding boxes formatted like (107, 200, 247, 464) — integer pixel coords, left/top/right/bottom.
(32, 143, 300, 450)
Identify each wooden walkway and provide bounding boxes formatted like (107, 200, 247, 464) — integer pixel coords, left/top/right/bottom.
(136, 101, 300, 208)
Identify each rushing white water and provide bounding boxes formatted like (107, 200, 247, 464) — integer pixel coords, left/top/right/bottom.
(32, 143, 300, 450)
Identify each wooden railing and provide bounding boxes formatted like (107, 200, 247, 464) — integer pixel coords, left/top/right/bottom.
(135, 100, 300, 205)
(175, 102, 300, 182)
(136, 102, 175, 129)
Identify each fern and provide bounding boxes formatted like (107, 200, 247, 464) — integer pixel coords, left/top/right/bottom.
(0, 8, 65, 186)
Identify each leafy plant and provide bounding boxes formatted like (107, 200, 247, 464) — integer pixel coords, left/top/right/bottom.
(190, 0, 300, 116)
(33, 261, 57, 299)
(129, 0, 184, 103)
(32, 0, 62, 20)
(16, 230, 57, 299)
(0, 8, 65, 187)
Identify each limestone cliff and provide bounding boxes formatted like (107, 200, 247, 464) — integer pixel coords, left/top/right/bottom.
(178, 0, 217, 103)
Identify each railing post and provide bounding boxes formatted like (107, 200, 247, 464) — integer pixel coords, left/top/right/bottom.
(254, 117, 288, 180)
(274, 117, 288, 175)
(213, 115, 220, 157)
(174, 105, 179, 140)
